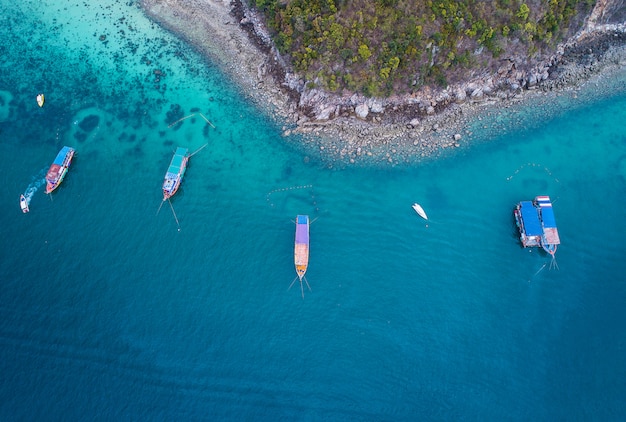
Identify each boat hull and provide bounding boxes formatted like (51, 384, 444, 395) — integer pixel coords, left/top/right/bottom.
(20, 195, 29, 213)
(37, 94, 45, 107)
(294, 215, 309, 280)
(162, 147, 189, 201)
(46, 146, 75, 194)
(412, 203, 428, 220)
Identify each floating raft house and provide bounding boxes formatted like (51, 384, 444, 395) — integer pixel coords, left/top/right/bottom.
(514, 195, 560, 255)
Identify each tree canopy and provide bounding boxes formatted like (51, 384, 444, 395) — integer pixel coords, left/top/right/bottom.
(252, 0, 594, 96)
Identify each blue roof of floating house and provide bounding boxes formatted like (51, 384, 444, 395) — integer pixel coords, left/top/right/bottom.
(536, 196, 557, 228)
(540, 206, 557, 228)
(520, 201, 542, 236)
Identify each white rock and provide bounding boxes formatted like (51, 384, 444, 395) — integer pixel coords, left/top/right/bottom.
(455, 87, 467, 102)
(368, 99, 385, 113)
(355, 103, 369, 119)
(471, 88, 483, 99)
(315, 105, 335, 121)
(453, 133, 462, 141)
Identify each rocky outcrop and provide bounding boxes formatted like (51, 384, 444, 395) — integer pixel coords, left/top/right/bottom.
(141, 0, 625, 166)
(231, 0, 625, 130)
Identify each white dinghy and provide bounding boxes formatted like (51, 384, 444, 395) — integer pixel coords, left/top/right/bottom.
(412, 203, 428, 220)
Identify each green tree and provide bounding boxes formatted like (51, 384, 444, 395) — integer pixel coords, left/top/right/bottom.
(517, 4, 530, 20)
(358, 44, 372, 61)
(389, 56, 400, 71)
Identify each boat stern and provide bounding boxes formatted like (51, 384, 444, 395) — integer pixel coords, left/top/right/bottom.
(45, 180, 57, 194)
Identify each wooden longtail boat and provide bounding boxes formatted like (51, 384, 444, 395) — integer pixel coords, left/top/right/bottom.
(162, 147, 189, 201)
(45, 146, 75, 194)
(294, 215, 310, 281)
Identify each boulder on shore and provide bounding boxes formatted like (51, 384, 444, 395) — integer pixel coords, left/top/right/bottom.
(355, 103, 369, 120)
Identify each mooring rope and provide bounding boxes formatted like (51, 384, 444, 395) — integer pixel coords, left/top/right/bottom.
(506, 162, 560, 184)
(266, 184, 314, 207)
(168, 113, 215, 129)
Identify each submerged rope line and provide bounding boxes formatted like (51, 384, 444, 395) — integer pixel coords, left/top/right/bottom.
(169, 199, 181, 232)
(168, 113, 216, 129)
(506, 163, 561, 183)
(266, 185, 314, 207)
(550, 255, 559, 271)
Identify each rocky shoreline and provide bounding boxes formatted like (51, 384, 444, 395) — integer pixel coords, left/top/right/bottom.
(141, 0, 626, 167)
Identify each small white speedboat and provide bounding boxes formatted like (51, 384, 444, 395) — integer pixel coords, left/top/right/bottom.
(37, 93, 45, 107)
(20, 194, 29, 213)
(412, 203, 427, 220)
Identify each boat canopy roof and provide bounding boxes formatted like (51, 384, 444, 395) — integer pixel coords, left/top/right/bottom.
(167, 147, 188, 174)
(53, 146, 73, 165)
(520, 201, 542, 236)
(295, 215, 309, 244)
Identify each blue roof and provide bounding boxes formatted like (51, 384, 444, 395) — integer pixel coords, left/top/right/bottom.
(295, 215, 309, 244)
(536, 196, 558, 229)
(167, 147, 188, 174)
(520, 201, 542, 236)
(170, 154, 184, 169)
(53, 146, 73, 165)
(541, 206, 557, 228)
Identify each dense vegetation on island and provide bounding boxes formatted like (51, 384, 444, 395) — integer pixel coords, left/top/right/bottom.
(251, 0, 594, 96)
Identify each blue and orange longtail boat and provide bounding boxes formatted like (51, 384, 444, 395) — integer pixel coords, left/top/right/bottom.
(162, 147, 189, 201)
(294, 215, 310, 280)
(45, 146, 75, 194)
(158, 144, 207, 231)
(290, 215, 312, 297)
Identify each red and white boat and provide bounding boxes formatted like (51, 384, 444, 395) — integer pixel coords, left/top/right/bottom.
(46, 146, 75, 194)
(20, 195, 29, 213)
(162, 147, 189, 201)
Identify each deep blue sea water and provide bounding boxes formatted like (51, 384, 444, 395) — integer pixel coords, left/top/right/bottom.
(1, 1, 626, 420)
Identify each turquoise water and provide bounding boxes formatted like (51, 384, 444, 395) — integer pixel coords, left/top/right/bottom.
(2, 1, 626, 419)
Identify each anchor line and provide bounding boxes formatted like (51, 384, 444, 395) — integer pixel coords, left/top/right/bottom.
(549, 255, 559, 271)
(189, 142, 209, 157)
(168, 199, 181, 231)
(288, 275, 312, 299)
(156, 200, 165, 216)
